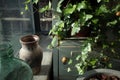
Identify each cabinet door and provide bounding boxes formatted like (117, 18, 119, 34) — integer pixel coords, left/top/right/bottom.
(59, 46, 82, 80)
(53, 40, 85, 80)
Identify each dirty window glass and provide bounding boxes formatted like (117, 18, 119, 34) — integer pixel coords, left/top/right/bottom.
(0, 0, 35, 55)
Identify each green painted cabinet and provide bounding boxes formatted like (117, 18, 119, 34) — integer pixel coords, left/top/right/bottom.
(53, 39, 85, 80)
(53, 38, 120, 80)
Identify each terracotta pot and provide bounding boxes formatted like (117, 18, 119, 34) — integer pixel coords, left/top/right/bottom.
(74, 27, 91, 37)
(19, 35, 43, 75)
(67, 27, 91, 38)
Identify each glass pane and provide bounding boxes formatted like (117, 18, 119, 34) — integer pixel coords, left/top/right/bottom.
(0, 0, 35, 55)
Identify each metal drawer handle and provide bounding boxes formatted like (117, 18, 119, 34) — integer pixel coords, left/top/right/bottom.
(61, 56, 68, 64)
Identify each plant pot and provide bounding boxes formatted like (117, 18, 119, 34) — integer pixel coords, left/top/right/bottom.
(73, 27, 91, 37)
(19, 35, 43, 75)
(65, 27, 91, 39)
(76, 69, 120, 80)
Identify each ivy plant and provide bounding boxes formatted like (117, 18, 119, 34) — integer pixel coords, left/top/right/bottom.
(49, 0, 120, 48)
(49, 0, 120, 74)
(24, 0, 51, 12)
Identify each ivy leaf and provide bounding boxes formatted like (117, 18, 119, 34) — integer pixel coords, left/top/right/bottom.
(71, 27, 80, 36)
(39, 1, 51, 13)
(92, 19, 99, 24)
(76, 55, 81, 61)
(71, 22, 80, 35)
(96, 5, 109, 15)
(97, 0, 101, 3)
(81, 43, 91, 62)
(107, 20, 117, 26)
(77, 1, 87, 11)
(118, 31, 120, 34)
(108, 63, 112, 68)
(67, 67, 71, 72)
(56, 0, 64, 13)
(85, 14, 93, 21)
(111, 48, 115, 53)
(51, 36, 58, 47)
(112, 4, 120, 12)
(57, 21, 65, 31)
(79, 13, 92, 26)
(90, 59, 98, 66)
(49, 20, 64, 35)
(39, 5, 49, 13)
(63, 4, 76, 15)
(102, 44, 109, 49)
(75, 64, 84, 75)
(81, 55, 87, 62)
(79, 12, 86, 26)
(25, 4, 29, 10)
(33, 0, 39, 4)
(68, 59, 73, 64)
(48, 1, 51, 9)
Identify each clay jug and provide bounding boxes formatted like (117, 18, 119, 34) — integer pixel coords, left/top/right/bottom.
(19, 35, 43, 75)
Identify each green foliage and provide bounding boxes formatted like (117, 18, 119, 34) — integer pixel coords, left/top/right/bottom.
(97, 0, 101, 3)
(50, 0, 120, 43)
(49, 0, 120, 75)
(49, 36, 59, 48)
(49, 20, 65, 36)
(39, 1, 51, 13)
(56, 0, 64, 13)
(33, 0, 39, 4)
(63, 4, 76, 15)
(71, 21, 80, 35)
(96, 4, 109, 15)
(76, 1, 87, 11)
(67, 48, 112, 75)
(24, 0, 51, 12)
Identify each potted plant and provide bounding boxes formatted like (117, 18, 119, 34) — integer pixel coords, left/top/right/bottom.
(49, 0, 94, 48)
(48, 0, 120, 50)
(24, 0, 120, 49)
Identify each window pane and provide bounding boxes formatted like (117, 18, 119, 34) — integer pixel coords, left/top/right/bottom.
(0, 0, 35, 55)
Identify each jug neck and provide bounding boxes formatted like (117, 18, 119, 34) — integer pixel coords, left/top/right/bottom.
(20, 35, 39, 49)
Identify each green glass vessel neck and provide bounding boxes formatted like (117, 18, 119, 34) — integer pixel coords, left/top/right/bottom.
(0, 43, 14, 58)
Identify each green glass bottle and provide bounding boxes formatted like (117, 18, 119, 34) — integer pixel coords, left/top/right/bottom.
(0, 43, 33, 80)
